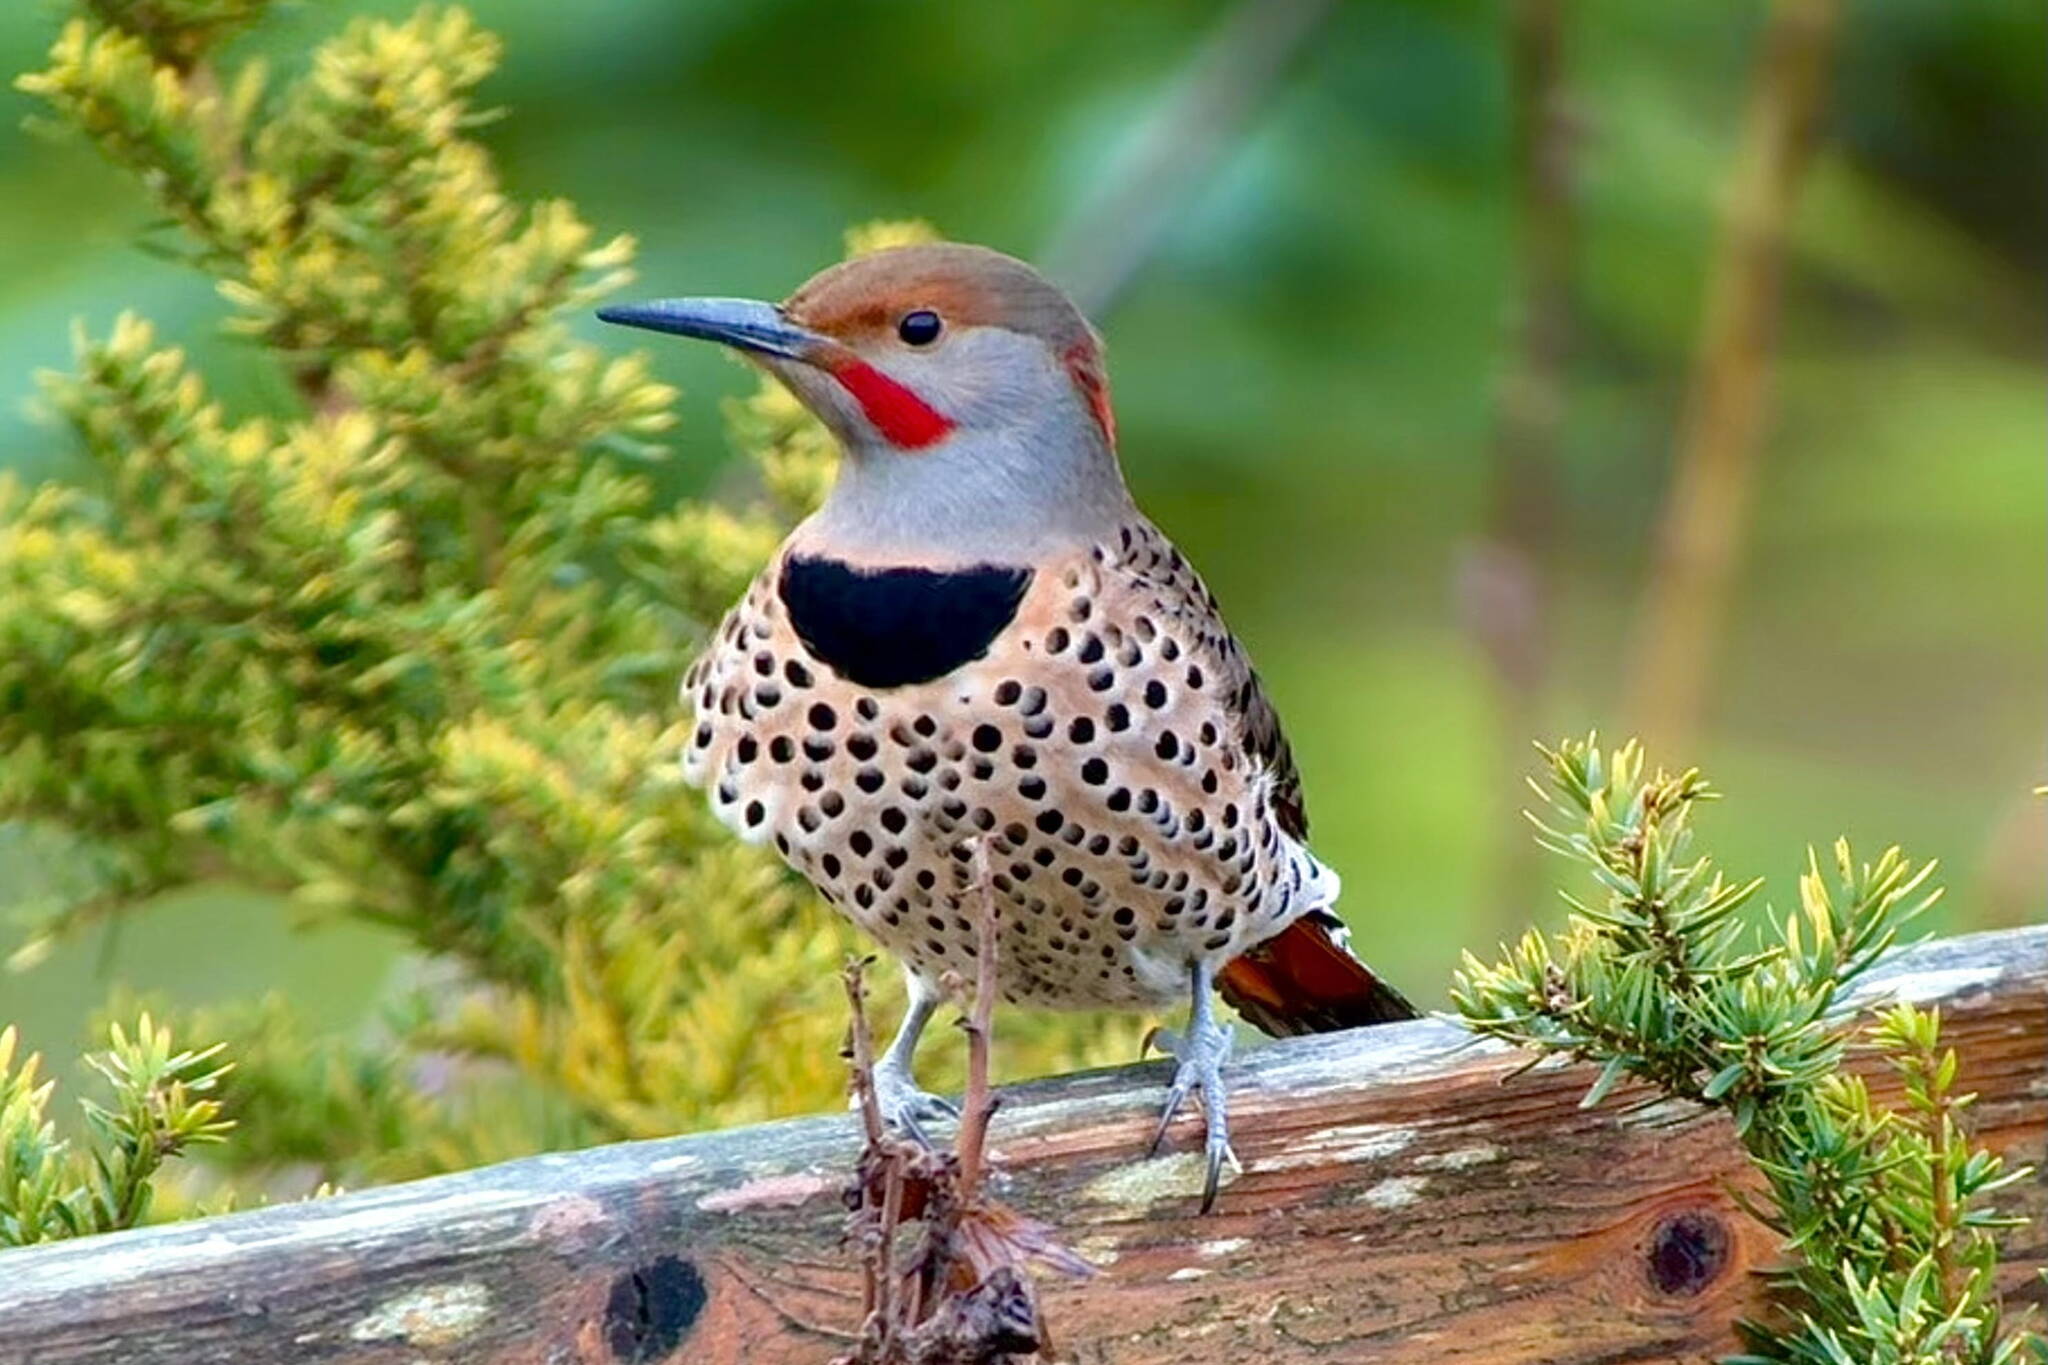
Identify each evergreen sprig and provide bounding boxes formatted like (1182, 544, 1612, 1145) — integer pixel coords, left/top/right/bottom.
(1452, 738, 2042, 1365)
(0, 1015, 232, 1247)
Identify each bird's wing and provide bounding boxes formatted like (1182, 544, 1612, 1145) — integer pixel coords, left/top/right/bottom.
(1100, 519, 1309, 840)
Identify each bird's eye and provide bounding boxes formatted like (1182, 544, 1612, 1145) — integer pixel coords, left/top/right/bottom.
(897, 310, 943, 346)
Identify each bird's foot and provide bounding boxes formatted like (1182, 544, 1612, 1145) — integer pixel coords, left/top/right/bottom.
(1146, 1015, 1238, 1212)
(868, 1053, 958, 1147)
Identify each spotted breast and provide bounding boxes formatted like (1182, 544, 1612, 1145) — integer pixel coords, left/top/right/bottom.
(680, 519, 1337, 1010)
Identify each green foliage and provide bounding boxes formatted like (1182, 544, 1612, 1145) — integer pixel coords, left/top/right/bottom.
(0, 1, 1139, 1204)
(1453, 739, 2043, 1365)
(0, 1015, 231, 1246)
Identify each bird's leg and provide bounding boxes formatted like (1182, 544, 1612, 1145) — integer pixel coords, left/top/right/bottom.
(1147, 959, 1238, 1212)
(869, 969, 959, 1145)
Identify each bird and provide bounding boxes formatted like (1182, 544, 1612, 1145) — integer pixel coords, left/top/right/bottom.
(598, 242, 1415, 1210)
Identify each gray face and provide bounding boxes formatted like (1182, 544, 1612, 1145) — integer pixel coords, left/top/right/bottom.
(774, 323, 1137, 567)
(597, 245, 1137, 566)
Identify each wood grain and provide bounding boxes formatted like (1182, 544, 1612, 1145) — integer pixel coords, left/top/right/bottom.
(1, 926, 2041, 1364)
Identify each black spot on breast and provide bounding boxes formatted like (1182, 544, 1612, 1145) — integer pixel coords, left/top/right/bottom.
(779, 556, 1033, 688)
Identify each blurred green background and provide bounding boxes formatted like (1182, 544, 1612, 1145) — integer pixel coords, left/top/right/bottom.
(1, 1, 2041, 1073)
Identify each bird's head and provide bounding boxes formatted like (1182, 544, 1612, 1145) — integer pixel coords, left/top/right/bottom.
(599, 243, 1131, 561)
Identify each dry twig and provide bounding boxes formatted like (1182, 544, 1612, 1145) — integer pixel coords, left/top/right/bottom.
(833, 843, 1091, 1365)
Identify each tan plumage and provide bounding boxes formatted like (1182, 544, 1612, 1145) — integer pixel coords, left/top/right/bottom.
(683, 519, 1331, 1013)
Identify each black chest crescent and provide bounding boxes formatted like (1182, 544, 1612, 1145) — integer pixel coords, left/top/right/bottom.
(777, 555, 1033, 689)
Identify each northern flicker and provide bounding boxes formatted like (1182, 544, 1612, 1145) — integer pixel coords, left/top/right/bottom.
(599, 243, 1414, 1209)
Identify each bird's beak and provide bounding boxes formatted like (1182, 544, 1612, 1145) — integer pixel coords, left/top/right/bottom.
(595, 297, 829, 363)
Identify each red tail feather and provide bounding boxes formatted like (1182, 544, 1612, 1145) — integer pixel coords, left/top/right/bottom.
(1219, 912, 1417, 1038)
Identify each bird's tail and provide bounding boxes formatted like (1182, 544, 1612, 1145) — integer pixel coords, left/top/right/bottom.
(1218, 909, 1418, 1038)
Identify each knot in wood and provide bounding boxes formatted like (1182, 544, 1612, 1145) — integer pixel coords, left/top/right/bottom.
(1645, 1209, 1731, 1298)
(604, 1255, 706, 1361)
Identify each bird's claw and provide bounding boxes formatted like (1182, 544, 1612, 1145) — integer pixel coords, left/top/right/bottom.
(1147, 1016, 1238, 1212)
(869, 1055, 959, 1147)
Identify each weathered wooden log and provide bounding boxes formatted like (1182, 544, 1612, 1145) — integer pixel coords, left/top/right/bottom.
(1, 925, 2041, 1363)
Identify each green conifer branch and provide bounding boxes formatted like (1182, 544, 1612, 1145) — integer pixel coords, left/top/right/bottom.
(80, 0, 270, 73)
(0, 1016, 232, 1247)
(3, 4, 1139, 1196)
(1453, 737, 2043, 1365)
